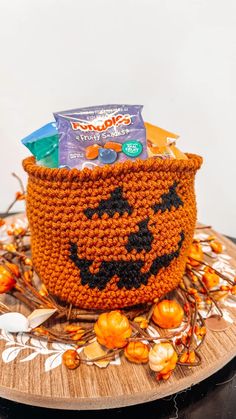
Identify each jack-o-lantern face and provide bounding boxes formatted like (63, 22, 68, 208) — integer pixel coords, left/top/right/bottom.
(23, 154, 202, 310)
(69, 184, 184, 291)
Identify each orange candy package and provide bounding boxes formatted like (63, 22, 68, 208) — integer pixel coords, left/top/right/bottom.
(144, 122, 187, 160)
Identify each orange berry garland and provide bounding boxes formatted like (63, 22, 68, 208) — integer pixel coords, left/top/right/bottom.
(179, 350, 196, 364)
(210, 240, 223, 254)
(152, 299, 184, 329)
(15, 191, 26, 201)
(231, 285, 236, 295)
(94, 310, 132, 349)
(0, 218, 5, 227)
(202, 271, 220, 289)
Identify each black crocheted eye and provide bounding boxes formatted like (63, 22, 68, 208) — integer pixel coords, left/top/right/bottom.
(84, 187, 133, 219)
(152, 182, 183, 213)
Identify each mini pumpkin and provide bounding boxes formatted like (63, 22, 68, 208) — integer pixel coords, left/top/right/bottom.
(62, 349, 80, 370)
(152, 299, 184, 329)
(0, 266, 16, 294)
(94, 310, 132, 349)
(124, 341, 149, 364)
(149, 342, 178, 374)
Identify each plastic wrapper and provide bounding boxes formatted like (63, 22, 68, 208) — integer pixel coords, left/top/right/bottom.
(145, 122, 187, 160)
(54, 105, 147, 170)
(21, 122, 58, 168)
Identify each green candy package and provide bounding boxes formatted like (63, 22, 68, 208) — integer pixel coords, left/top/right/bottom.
(21, 122, 59, 168)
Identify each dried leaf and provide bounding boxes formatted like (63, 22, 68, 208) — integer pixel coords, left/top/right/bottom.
(28, 308, 57, 329)
(83, 340, 110, 368)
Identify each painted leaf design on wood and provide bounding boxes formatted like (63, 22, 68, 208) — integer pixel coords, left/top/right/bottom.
(45, 352, 62, 372)
(1, 329, 15, 343)
(2, 347, 22, 363)
(16, 333, 30, 345)
(30, 338, 48, 350)
(20, 352, 39, 362)
(51, 342, 74, 351)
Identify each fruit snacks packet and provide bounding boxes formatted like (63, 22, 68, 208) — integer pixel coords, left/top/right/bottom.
(54, 105, 147, 170)
(21, 122, 59, 168)
(145, 122, 187, 160)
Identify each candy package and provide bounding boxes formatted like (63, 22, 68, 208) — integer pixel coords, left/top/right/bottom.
(54, 105, 147, 170)
(21, 122, 59, 168)
(144, 122, 187, 160)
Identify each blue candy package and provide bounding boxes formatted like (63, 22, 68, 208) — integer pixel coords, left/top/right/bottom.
(54, 105, 147, 170)
(21, 122, 59, 168)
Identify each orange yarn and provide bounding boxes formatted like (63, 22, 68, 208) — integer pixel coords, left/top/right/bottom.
(23, 154, 202, 309)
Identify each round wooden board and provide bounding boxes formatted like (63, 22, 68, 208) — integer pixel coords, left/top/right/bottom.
(0, 215, 236, 410)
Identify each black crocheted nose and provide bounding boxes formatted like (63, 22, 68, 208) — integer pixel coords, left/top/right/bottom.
(84, 187, 133, 219)
(126, 217, 153, 253)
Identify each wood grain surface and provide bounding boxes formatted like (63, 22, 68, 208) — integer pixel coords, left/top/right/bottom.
(0, 216, 236, 410)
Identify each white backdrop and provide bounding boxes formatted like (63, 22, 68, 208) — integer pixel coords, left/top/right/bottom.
(0, 0, 236, 236)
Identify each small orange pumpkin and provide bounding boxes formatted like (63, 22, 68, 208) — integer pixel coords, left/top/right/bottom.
(188, 243, 203, 266)
(94, 310, 132, 349)
(124, 341, 149, 364)
(62, 350, 80, 370)
(149, 342, 178, 374)
(152, 299, 184, 329)
(0, 266, 16, 294)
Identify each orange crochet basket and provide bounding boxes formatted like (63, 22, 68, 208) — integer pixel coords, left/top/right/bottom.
(23, 154, 202, 310)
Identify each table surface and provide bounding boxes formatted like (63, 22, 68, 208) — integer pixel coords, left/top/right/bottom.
(0, 213, 235, 418)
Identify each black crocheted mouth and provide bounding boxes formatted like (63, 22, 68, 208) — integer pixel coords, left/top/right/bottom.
(69, 231, 184, 291)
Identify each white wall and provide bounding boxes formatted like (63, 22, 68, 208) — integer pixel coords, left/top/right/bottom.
(0, 0, 236, 236)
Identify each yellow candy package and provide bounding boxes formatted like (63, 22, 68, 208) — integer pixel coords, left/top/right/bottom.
(144, 122, 187, 160)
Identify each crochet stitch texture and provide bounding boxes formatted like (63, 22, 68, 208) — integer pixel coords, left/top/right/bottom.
(23, 154, 202, 309)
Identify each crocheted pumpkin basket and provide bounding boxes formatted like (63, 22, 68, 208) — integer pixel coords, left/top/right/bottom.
(23, 154, 202, 310)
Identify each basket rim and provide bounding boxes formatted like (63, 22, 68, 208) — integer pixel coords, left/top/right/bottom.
(22, 153, 203, 182)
